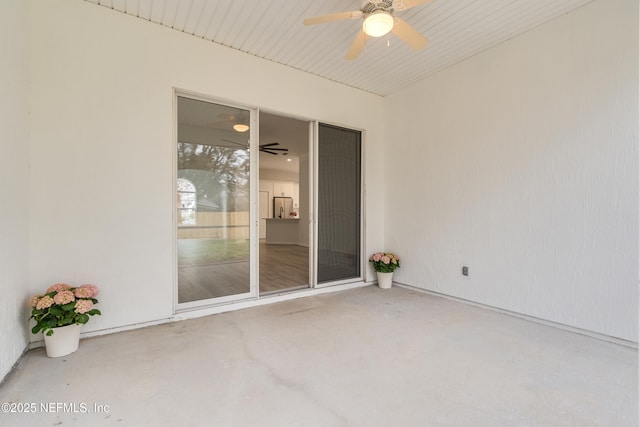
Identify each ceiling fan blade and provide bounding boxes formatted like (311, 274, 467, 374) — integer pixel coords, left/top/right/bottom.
(261, 150, 279, 155)
(304, 10, 362, 26)
(391, 17, 428, 51)
(345, 30, 367, 60)
(393, 0, 434, 11)
(260, 142, 281, 148)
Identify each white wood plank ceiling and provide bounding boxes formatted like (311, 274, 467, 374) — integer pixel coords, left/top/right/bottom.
(84, 0, 594, 96)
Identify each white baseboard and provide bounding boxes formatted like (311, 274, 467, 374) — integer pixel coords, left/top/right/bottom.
(394, 282, 638, 349)
(28, 317, 175, 349)
(29, 281, 374, 348)
(31, 281, 631, 351)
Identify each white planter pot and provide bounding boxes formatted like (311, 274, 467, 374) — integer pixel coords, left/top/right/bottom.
(377, 272, 394, 289)
(43, 324, 81, 358)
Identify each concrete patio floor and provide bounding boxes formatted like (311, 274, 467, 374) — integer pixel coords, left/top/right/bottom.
(0, 286, 636, 426)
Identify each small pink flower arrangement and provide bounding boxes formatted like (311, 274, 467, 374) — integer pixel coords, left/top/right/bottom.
(28, 283, 101, 336)
(369, 252, 400, 273)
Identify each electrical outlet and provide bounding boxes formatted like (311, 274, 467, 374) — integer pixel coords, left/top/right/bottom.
(462, 266, 469, 276)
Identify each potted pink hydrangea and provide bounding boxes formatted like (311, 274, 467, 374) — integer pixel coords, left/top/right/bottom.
(369, 252, 400, 289)
(28, 283, 101, 357)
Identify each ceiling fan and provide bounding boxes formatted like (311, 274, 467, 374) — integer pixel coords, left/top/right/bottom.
(259, 143, 288, 156)
(303, 0, 432, 60)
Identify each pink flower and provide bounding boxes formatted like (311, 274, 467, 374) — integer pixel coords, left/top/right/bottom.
(46, 283, 71, 294)
(74, 299, 94, 314)
(74, 287, 94, 298)
(77, 284, 99, 298)
(373, 253, 382, 262)
(36, 295, 54, 310)
(53, 290, 75, 305)
(381, 256, 391, 264)
(28, 295, 41, 308)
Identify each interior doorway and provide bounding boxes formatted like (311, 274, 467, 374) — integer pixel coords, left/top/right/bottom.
(258, 112, 310, 294)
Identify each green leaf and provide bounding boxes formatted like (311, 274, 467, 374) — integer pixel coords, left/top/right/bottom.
(50, 306, 64, 316)
(87, 309, 101, 316)
(62, 302, 76, 311)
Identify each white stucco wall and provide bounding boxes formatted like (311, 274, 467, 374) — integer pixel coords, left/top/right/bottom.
(0, 1, 31, 380)
(384, 0, 638, 341)
(27, 0, 385, 337)
(4, 0, 634, 382)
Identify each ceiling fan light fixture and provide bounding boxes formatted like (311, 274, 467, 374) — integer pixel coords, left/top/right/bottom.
(363, 11, 394, 37)
(233, 123, 249, 133)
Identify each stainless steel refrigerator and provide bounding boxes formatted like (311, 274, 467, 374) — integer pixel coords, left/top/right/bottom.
(273, 197, 293, 219)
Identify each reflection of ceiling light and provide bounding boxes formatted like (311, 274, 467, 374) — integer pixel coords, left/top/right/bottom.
(233, 124, 249, 133)
(363, 11, 394, 37)
(287, 158, 292, 162)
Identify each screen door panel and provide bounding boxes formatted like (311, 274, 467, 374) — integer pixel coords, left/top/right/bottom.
(317, 124, 362, 283)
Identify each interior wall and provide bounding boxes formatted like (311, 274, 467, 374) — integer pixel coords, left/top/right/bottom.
(384, 0, 638, 341)
(27, 0, 385, 336)
(259, 179, 300, 218)
(259, 169, 299, 183)
(0, 0, 31, 380)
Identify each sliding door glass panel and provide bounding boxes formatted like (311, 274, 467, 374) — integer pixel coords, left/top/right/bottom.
(317, 123, 362, 283)
(177, 96, 251, 303)
(258, 112, 311, 295)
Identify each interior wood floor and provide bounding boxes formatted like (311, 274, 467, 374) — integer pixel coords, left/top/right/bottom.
(178, 240, 308, 303)
(258, 241, 309, 293)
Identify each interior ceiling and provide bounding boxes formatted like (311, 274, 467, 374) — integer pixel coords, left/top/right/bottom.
(85, 0, 593, 97)
(177, 95, 307, 174)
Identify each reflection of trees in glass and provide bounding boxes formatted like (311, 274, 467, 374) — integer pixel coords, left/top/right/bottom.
(177, 143, 249, 212)
(177, 178, 196, 225)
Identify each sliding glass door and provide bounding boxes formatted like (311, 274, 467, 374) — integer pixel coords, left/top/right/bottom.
(175, 95, 363, 309)
(316, 123, 362, 284)
(176, 95, 255, 306)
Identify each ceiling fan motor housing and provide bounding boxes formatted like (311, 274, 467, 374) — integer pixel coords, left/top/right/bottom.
(361, 0, 394, 14)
